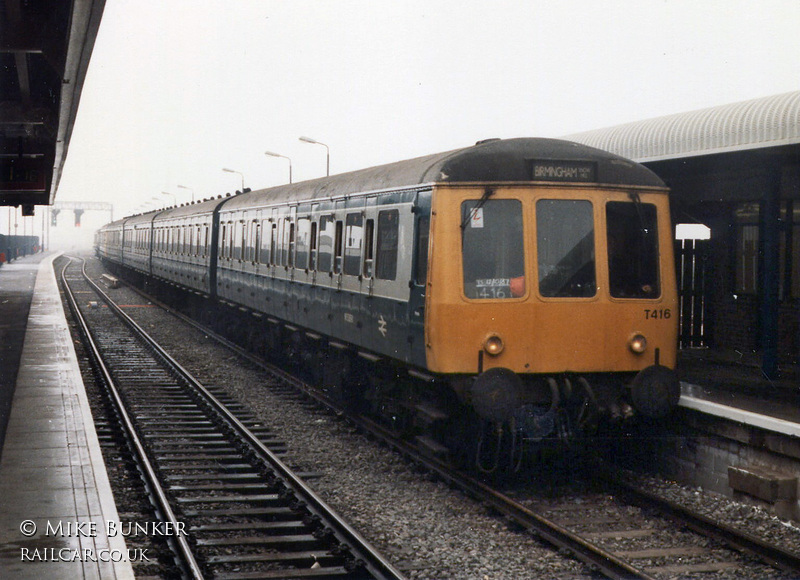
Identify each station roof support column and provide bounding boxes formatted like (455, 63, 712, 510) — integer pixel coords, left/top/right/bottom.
(759, 169, 782, 379)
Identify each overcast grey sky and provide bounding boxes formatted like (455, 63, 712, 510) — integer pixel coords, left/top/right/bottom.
(56, 0, 800, 219)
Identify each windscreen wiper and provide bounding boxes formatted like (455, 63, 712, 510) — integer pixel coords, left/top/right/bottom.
(460, 187, 496, 232)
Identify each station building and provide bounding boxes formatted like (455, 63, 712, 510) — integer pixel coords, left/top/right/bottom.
(569, 91, 800, 380)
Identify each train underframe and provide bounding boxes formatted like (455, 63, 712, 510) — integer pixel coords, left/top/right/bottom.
(106, 263, 679, 475)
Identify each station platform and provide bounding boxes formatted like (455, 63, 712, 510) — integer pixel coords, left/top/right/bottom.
(0, 253, 134, 579)
(678, 348, 800, 436)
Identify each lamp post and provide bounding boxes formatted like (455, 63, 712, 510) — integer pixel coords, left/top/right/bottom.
(222, 168, 245, 191)
(264, 151, 292, 184)
(177, 184, 195, 202)
(299, 136, 329, 176)
(161, 191, 176, 206)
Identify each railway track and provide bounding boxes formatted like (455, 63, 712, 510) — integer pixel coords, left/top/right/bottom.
(354, 416, 800, 579)
(86, 256, 800, 579)
(60, 256, 405, 580)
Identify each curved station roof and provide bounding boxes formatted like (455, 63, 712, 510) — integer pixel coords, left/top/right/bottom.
(567, 91, 800, 163)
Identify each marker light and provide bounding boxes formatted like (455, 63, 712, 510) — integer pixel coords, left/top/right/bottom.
(629, 333, 648, 354)
(484, 334, 505, 356)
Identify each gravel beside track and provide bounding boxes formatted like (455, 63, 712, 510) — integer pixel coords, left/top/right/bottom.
(82, 256, 800, 579)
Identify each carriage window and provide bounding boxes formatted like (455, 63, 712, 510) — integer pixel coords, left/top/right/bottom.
(333, 220, 344, 274)
(249, 221, 259, 262)
(280, 218, 291, 266)
(233, 221, 242, 260)
(269, 223, 277, 265)
(376, 210, 399, 280)
(242, 221, 248, 261)
(363, 219, 375, 278)
(288, 221, 296, 268)
(344, 213, 363, 276)
(296, 218, 310, 269)
(309, 221, 318, 270)
(537, 199, 595, 297)
(462, 200, 524, 299)
(258, 220, 269, 263)
(318, 216, 334, 272)
(607, 201, 660, 298)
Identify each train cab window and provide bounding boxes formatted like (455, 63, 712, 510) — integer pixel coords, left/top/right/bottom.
(462, 200, 524, 299)
(415, 215, 430, 285)
(606, 200, 660, 298)
(536, 199, 596, 298)
(376, 210, 399, 280)
(318, 216, 334, 272)
(344, 213, 363, 276)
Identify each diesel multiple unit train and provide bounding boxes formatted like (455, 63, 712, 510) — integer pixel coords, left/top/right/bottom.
(96, 138, 680, 472)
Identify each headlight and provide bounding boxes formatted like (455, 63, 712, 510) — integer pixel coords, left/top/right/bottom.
(629, 333, 647, 354)
(484, 334, 504, 356)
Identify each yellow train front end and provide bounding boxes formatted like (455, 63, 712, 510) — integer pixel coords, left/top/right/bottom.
(425, 182, 680, 438)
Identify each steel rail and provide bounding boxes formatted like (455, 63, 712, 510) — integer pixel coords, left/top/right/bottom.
(109, 274, 650, 579)
(606, 473, 800, 575)
(60, 258, 206, 580)
(356, 418, 656, 580)
(79, 260, 406, 580)
(107, 262, 800, 579)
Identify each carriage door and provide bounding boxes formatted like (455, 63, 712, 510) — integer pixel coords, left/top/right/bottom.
(408, 190, 431, 366)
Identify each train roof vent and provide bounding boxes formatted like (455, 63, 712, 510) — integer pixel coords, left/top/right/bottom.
(475, 138, 501, 146)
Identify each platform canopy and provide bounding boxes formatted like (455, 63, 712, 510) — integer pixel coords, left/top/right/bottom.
(566, 91, 800, 163)
(0, 0, 106, 212)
